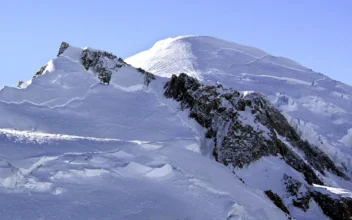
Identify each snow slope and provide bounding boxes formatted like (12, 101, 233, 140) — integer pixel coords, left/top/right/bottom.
(0, 128, 289, 220)
(0, 43, 291, 220)
(126, 36, 352, 175)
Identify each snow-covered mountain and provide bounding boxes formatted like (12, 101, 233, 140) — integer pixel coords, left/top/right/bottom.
(126, 36, 352, 177)
(0, 41, 351, 220)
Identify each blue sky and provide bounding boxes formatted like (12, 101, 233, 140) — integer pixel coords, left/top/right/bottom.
(1, 0, 351, 87)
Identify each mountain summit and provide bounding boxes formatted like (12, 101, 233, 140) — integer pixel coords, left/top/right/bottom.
(126, 35, 310, 79)
(127, 35, 352, 177)
(0, 40, 351, 219)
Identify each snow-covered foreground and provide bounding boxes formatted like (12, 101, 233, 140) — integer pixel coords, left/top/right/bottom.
(0, 129, 286, 220)
(127, 36, 352, 176)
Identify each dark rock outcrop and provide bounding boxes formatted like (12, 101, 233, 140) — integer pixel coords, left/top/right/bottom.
(264, 190, 291, 215)
(17, 80, 24, 88)
(81, 49, 119, 84)
(248, 94, 347, 179)
(310, 191, 352, 220)
(282, 174, 352, 219)
(80, 49, 155, 86)
(57, 42, 70, 57)
(164, 73, 351, 218)
(292, 193, 311, 212)
(163, 73, 344, 185)
(282, 174, 311, 212)
(33, 64, 48, 78)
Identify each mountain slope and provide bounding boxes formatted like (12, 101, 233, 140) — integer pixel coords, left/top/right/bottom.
(163, 73, 352, 220)
(0, 42, 351, 219)
(126, 36, 352, 177)
(0, 43, 291, 220)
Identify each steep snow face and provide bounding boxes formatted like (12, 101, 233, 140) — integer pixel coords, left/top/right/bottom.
(126, 36, 352, 175)
(0, 43, 290, 220)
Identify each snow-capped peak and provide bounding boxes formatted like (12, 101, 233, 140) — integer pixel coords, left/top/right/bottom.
(149, 35, 269, 58)
(126, 35, 311, 80)
(1, 40, 352, 220)
(57, 42, 84, 62)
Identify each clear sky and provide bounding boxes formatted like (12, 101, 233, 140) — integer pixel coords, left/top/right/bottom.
(1, 0, 351, 87)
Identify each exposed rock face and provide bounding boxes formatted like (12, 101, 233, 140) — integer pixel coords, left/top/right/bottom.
(81, 49, 118, 84)
(81, 49, 155, 86)
(33, 64, 48, 78)
(282, 174, 311, 212)
(283, 174, 302, 197)
(264, 190, 291, 215)
(17, 80, 24, 88)
(282, 174, 352, 219)
(292, 193, 311, 212)
(164, 73, 352, 218)
(57, 42, 70, 57)
(249, 94, 347, 178)
(127, 35, 352, 177)
(32, 43, 156, 87)
(163, 73, 346, 184)
(310, 191, 352, 220)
